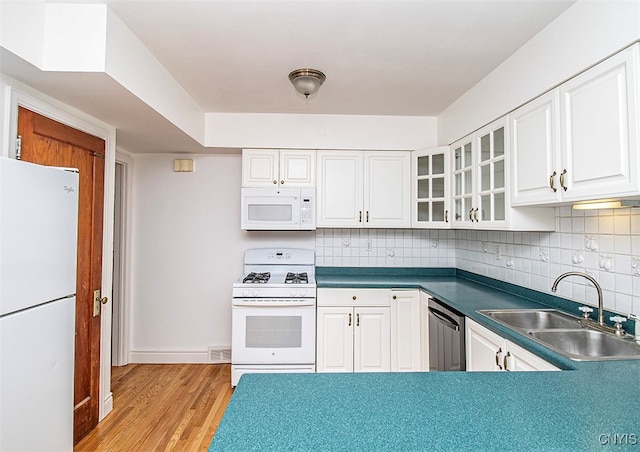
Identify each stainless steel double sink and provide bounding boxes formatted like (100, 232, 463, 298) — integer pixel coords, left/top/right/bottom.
(478, 309, 640, 361)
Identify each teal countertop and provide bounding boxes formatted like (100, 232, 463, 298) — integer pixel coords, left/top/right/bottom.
(211, 268, 640, 451)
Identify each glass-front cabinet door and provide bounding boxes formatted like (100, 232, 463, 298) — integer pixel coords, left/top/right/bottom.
(451, 136, 474, 227)
(476, 118, 508, 228)
(412, 146, 450, 228)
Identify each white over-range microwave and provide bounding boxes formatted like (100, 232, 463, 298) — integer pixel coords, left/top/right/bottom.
(241, 187, 315, 230)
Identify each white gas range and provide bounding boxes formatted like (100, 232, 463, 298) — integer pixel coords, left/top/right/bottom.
(231, 248, 316, 387)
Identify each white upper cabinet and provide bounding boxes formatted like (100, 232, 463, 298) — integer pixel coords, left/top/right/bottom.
(511, 43, 640, 205)
(510, 91, 561, 205)
(451, 118, 508, 229)
(475, 119, 508, 228)
(559, 45, 639, 201)
(242, 149, 315, 187)
(317, 151, 363, 227)
(451, 117, 555, 231)
(451, 135, 475, 227)
(412, 147, 451, 228)
(364, 151, 411, 228)
(317, 150, 411, 228)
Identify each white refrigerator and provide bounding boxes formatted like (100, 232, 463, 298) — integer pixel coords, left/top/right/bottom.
(0, 158, 79, 451)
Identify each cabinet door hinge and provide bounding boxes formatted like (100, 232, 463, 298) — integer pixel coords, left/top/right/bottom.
(15, 135, 22, 160)
(91, 151, 105, 159)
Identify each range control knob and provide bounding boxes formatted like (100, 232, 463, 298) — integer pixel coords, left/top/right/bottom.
(290, 288, 298, 297)
(252, 288, 259, 297)
(300, 289, 307, 297)
(242, 288, 249, 297)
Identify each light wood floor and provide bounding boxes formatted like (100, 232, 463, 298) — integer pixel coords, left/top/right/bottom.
(74, 363, 234, 452)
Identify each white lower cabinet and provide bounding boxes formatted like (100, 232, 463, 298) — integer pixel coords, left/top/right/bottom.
(466, 319, 559, 372)
(390, 289, 422, 371)
(317, 289, 390, 372)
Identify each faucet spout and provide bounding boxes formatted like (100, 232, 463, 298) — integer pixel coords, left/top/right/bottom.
(551, 272, 604, 325)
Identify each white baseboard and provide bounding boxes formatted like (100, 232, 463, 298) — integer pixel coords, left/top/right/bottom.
(100, 392, 113, 421)
(128, 350, 209, 363)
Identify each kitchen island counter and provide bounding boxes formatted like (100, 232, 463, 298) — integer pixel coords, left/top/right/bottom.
(210, 268, 640, 451)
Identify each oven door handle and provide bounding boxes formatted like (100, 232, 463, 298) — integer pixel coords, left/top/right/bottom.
(428, 307, 460, 331)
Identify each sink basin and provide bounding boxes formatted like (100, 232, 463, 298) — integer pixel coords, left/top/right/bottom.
(528, 329, 640, 361)
(478, 308, 640, 361)
(479, 309, 581, 330)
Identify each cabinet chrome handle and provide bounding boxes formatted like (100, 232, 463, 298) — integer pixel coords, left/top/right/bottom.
(560, 169, 568, 191)
(366, 211, 369, 222)
(445, 210, 449, 223)
(469, 209, 474, 221)
(348, 313, 352, 327)
(473, 208, 479, 222)
(280, 180, 284, 185)
(356, 313, 360, 327)
(272, 180, 277, 184)
(495, 347, 503, 370)
(549, 170, 557, 192)
(359, 211, 362, 222)
(503, 351, 511, 371)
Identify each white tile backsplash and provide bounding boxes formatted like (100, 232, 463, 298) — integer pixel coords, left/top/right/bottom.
(315, 207, 640, 317)
(456, 207, 640, 317)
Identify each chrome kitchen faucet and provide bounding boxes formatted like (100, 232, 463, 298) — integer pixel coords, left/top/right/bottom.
(551, 272, 624, 335)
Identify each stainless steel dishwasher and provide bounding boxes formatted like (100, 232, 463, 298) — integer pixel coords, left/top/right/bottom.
(428, 297, 466, 371)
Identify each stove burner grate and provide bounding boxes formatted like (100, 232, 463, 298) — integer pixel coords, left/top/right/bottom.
(243, 272, 271, 283)
(285, 272, 308, 284)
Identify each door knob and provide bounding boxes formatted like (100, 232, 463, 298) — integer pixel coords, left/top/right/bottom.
(100, 296, 108, 304)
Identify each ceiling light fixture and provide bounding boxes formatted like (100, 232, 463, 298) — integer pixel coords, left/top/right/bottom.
(288, 68, 326, 99)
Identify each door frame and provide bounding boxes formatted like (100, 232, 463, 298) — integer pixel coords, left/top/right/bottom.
(112, 151, 134, 366)
(6, 84, 117, 420)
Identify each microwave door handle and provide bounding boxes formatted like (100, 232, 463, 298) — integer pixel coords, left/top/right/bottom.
(428, 307, 460, 331)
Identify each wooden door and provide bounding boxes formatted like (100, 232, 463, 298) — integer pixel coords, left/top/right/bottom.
(17, 107, 105, 443)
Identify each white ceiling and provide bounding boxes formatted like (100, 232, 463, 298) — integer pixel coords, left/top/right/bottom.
(1, 0, 577, 153)
(109, 0, 575, 116)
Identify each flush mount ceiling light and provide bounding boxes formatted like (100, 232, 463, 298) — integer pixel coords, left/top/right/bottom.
(288, 68, 326, 99)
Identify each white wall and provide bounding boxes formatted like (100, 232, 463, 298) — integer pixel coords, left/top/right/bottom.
(438, 0, 640, 144)
(205, 113, 437, 150)
(129, 153, 314, 362)
(0, 1, 45, 68)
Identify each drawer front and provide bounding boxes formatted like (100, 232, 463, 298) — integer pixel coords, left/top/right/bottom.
(317, 288, 390, 307)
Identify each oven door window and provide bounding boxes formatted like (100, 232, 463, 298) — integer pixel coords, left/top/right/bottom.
(245, 315, 301, 348)
(232, 305, 315, 364)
